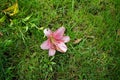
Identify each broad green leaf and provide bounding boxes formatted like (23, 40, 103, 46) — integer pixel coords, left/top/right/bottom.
(0, 15, 6, 23)
(38, 27, 44, 30)
(25, 26, 29, 32)
(4, 40, 12, 47)
(22, 14, 32, 22)
(51, 62, 56, 65)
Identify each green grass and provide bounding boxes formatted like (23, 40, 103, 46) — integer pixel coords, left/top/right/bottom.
(0, 0, 120, 80)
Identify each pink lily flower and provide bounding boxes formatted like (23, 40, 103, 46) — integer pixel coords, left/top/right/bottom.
(40, 27, 70, 56)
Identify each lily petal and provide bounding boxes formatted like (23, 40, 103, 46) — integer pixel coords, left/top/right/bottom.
(44, 28, 52, 37)
(40, 39, 51, 50)
(56, 42, 67, 52)
(53, 27, 65, 39)
(62, 36, 70, 43)
(49, 48, 56, 56)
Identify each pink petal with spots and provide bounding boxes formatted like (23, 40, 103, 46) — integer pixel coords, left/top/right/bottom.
(53, 27, 65, 39)
(49, 48, 56, 56)
(40, 39, 51, 50)
(44, 28, 52, 37)
(62, 36, 70, 43)
(56, 42, 67, 52)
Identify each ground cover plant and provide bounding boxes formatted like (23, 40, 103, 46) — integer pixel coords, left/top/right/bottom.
(0, 0, 120, 80)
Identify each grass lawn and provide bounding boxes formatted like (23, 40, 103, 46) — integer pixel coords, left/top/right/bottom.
(0, 0, 120, 80)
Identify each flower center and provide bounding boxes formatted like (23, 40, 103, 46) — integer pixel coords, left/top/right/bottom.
(50, 36, 55, 44)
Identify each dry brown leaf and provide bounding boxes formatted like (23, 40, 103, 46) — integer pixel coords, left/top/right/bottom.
(0, 32, 3, 37)
(117, 29, 120, 36)
(3, 1, 19, 16)
(73, 38, 82, 44)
